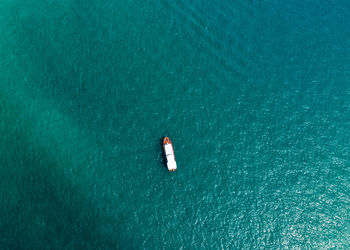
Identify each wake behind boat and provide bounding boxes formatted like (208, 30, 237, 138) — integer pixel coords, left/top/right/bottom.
(163, 137, 177, 171)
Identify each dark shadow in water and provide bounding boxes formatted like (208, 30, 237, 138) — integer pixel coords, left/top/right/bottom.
(0, 125, 130, 249)
(0, 98, 139, 249)
(1, 1, 144, 248)
(6, 0, 131, 132)
(159, 137, 168, 170)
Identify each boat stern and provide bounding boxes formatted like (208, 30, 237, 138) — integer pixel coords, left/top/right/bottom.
(167, 158, 177, 171)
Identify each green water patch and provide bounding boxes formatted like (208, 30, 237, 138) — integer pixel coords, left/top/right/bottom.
(0, 32, 135, 248)
(0, 75, 136, 248)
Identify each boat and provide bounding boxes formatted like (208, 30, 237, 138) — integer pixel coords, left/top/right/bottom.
(163, 137, 177, 171)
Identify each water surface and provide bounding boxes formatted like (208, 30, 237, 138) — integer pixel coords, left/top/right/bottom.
(1, 0, 350, 248)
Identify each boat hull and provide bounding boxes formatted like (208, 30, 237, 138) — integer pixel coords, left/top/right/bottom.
(163, 137, 177, 171)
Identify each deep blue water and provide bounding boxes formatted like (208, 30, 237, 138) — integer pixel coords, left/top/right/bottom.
(1, 0, 350, 248)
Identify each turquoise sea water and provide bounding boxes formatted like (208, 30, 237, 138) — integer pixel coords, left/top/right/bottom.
(1, 0, 350, 248)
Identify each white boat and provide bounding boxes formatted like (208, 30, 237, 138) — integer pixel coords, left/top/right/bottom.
(163, 137, 177, 171)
